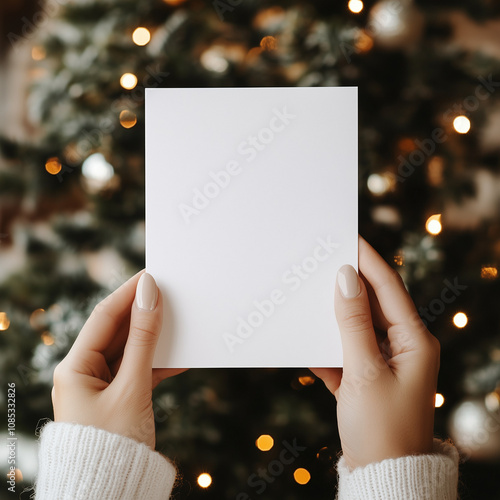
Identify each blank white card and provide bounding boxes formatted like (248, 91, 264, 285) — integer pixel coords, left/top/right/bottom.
(146, 87, 357, 368)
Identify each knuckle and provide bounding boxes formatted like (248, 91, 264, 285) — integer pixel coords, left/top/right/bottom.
(340, 307, 373, 334)
(129, 324, 158, 347)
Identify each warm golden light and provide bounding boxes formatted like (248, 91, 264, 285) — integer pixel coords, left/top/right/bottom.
(355, 31, 373, 53)
(256, 434, 274, 451)
(260, 36, 277, 51)
(294, 468, 311, 485)
(435, 393, 445, 408)
(162, 0, 186, 4)
(30, 308, 46, 329)
(41, 331, 55, 346)
(481, 266, 498, 280)
(453, 312, 468, 328)
(453, 115, 471, 134)
(197, 473, 212, 488)
(45, 157, 62, 175)
(32, 46, 46, 61)
(348, 0, 364, 13)
(425, 214, 442, 235)
(298, 375, 315, 386)
(0, 312, 10, 331)
(132, 27, 151, 46)
(119, 110, 137, 129)
(120, 73, 138, 90)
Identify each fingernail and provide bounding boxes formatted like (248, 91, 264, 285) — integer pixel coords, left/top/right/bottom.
(136, 273, 158, 311)
(337, 265, 360, 299)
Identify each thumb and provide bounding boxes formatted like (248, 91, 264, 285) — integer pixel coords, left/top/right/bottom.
(335, 265, 384, 377)
(116, 273, 163, 388)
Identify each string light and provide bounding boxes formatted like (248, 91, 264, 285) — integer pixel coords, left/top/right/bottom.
(32, 46, 46, 60)
(41, 331, 55, 346)
(485, 391, 500, 412)
(45, 157, 62, 175)
(30, 309, 46, 329)
(425, 214, 442, 235)
(453, 312, 468, 328)
(453, 115, 471, 134)
(197, 473, 212, 488)
(120, 73, 138, 90)
(200, 48, 229, 73)
(0, 312, 10, 331)
(394, 253, 404, 266)
(119, 110, 137, 129)
(293, 468, 311, 485)
(256, 434, 274, 451)
(481, 266, 498, 280)
(348, 0, 364, 14)
(260, 36, 277, 51)
(367, 173, 394, 195)
(298, 375, 315, 386)
(132, 27, 151, 46)
(435, 393, 445, 408)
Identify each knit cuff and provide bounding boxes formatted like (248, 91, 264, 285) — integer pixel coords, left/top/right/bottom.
(337, 439, 459, 500)
(35, 421, 176, 500)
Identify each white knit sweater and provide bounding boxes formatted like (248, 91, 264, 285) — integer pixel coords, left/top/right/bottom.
(34, 422, 459, 499)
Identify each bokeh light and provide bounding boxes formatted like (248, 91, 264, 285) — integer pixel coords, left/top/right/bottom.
(425, 214, 442, 235)
(256, 434, 274, 451)
(348, 0, 364, 14)
(294, 468, 311, 485)
(197, 473, 212, 488)
(45, 157, 62, 175)
(119, 110, 137, 129)
(0, 312, 10, 331)
(435, 393, 445, 408)
(132, 27, 151, 46)
(298, 375, 315, 386)
(41, 331, 55, 346)
(260, 36, 277, 51)
(120, 73, 138, 90)
(453, 312, 468, 328)
(453, 115, 471, 134)
(481, 266, 498, 280)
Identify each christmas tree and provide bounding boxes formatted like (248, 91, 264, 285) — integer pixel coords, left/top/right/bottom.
(1, 0, 500, 498)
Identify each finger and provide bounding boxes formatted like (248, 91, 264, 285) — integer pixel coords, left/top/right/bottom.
(335, 264, 387, 376)
(70, 270, 144, 355)
(360, 272, 390, 332)
(152, 368, 188, 389)
(309, 368, 342, 396)
(114, 273, 162, 388)
(359, 236, 426, 334)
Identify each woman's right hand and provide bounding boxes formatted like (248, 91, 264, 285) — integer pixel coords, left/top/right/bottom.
(312, 236, 440, 469)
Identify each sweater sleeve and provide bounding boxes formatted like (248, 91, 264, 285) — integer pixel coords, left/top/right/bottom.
(336, 439, 459, 500)
(34, 421, 177, 500)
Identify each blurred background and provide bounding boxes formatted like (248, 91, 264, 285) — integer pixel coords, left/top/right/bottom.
(1, 0, 500, 498)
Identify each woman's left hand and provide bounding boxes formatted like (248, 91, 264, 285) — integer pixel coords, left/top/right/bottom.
(51, 271, 185, 449)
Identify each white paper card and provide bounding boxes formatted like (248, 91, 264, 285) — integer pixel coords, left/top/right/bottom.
(146, 87, 357, 368)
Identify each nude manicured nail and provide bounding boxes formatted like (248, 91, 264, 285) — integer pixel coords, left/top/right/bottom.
(337, 265, 360, 298)
(136, 273, 158, 311)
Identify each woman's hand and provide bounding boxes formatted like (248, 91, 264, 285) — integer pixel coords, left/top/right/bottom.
(51, 271, 185, 449)
(311, 236, 440, 470)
